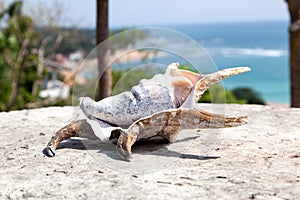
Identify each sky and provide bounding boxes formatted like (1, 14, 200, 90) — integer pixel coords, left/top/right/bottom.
(4, 0, 290, 28)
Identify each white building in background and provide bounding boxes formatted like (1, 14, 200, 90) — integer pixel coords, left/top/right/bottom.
(38, 59, 72, 100)
(39, 79, 70, 99)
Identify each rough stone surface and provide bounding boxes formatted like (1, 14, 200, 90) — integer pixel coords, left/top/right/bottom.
(0, 104, 299, 199)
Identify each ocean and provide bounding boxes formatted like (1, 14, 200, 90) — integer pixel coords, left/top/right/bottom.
(112, 21, 290, 104)
(167, 21, 290, 104)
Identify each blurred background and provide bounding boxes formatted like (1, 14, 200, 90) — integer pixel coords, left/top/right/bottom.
(0, 0, 294, 111)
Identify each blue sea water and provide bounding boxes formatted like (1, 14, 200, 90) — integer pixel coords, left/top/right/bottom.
(165, 21, 290, 104)
(112, 21, 290, 104)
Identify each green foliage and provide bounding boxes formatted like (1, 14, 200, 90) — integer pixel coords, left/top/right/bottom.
(200, 85, 247, 104)
(112, 67, 155, 95)
(0, 63, 11, 110)
(232, 87, 266, 105)
(55, 28, 95, 56)
(34, 27, 94, 58)
(0, 1, 39, 111)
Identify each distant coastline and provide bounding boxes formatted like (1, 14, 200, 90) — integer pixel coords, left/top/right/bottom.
(109, 20, 289, 30)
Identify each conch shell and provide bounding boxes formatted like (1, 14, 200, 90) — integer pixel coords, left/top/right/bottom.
(44, 63, 251, 159)
(80, 63, 250, 127)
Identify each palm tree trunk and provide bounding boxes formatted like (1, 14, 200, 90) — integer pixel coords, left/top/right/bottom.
(96, 0, 111, 100)
(286, 0, 300, 107)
